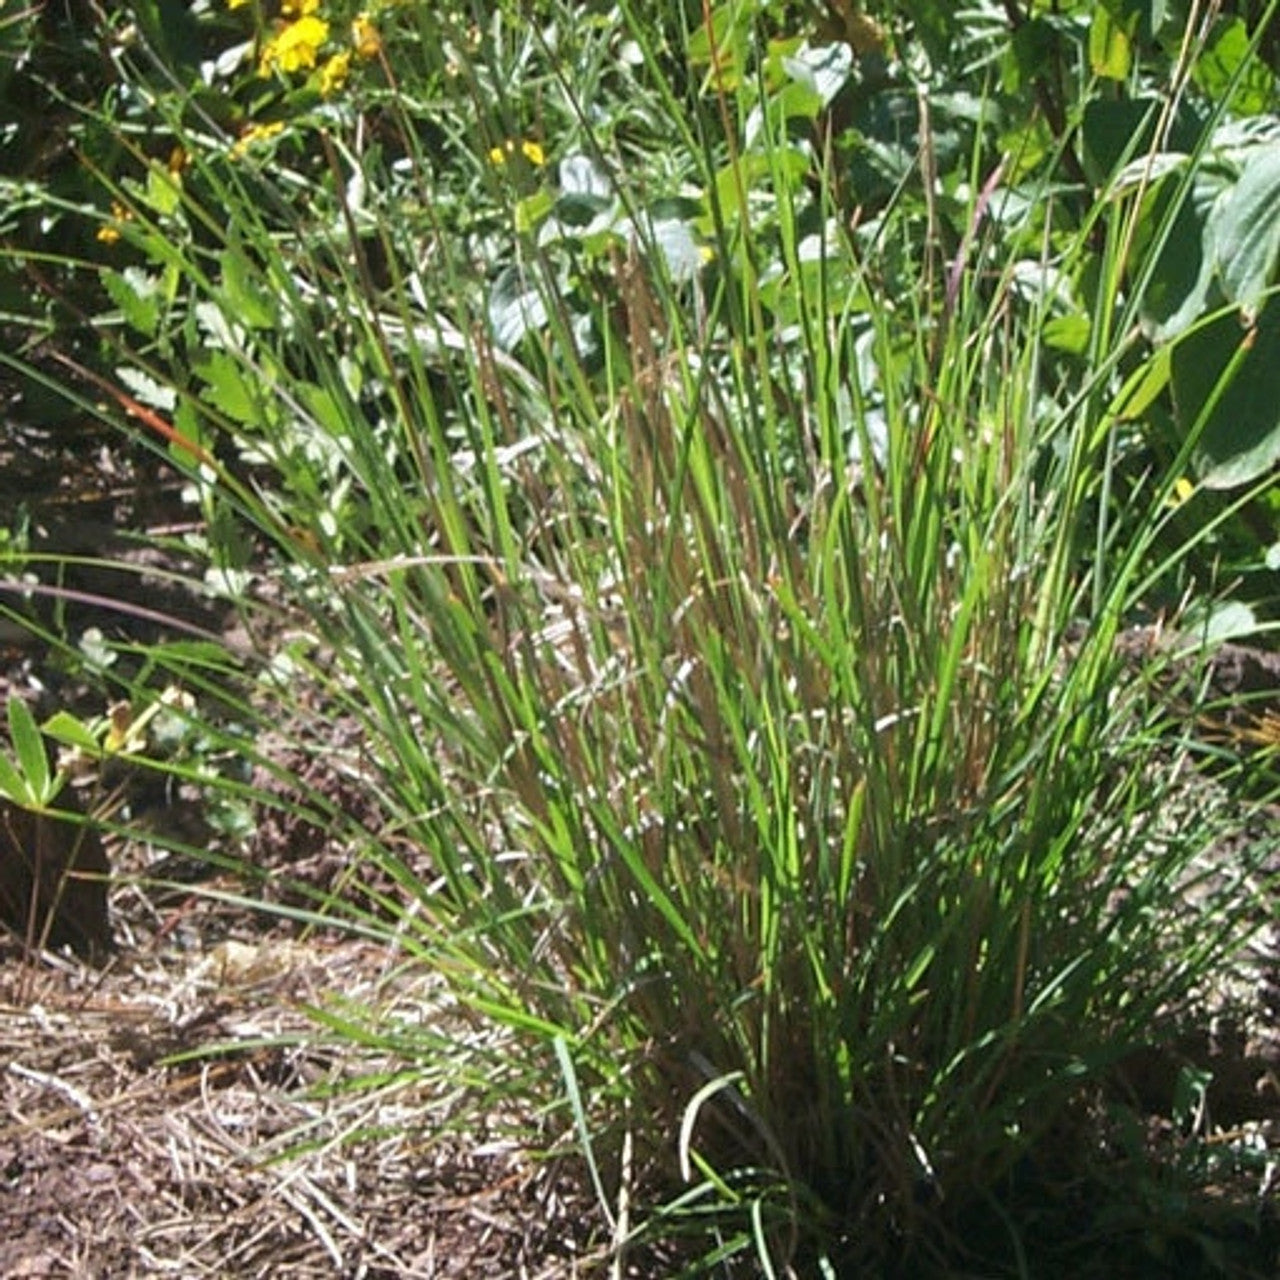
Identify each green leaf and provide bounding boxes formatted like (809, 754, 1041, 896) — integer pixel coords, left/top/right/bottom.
(1193, 17, 1274, 118)
(1208, 139, 1280, 322)
(1173, 298, 1280, 490)
(1089, 7, 1135, 81)
(144, 162, 183, 218)
(196, 350, 262, 425)
(1112, 344, 1171, 425)
(1003, 18, 1057, 95)
(488, 266, 548, 349)
(171, 400, 213, 470)
(218, 250, 277, 331)
(778, 41, 852, 108)
(7, 694, 50, 805)
(1080, 97, 1204, 186)
(1135, 171, 1217, 342)
(297, 382, 347, 438)
(514, 189, 554, 235)
(129, 0, 203, 73)
(103, 268, 162, 339)
(1042, 313, 1091, 354)
(41, 711, 103, 755)
(0, 752, 29, 806)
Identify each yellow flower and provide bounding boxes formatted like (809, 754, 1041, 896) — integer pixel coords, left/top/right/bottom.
(232, 120, 286, 158)
(226, 0, 250, 8)
(259, 15, 329, 75)
(488, 139, 546, 167)
(318, 50, 350, 97)
(96, 199, 133, 244)
(352, 13, 380, 59)
(282, 0, 320, 14)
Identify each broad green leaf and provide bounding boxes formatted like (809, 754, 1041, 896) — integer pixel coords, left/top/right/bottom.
(1136, 175, 1213, 342)
(515, 189, 554, 235)
(559, 154, 611, 200)
(647, 216, 704, 283)
(7, 694, 50, 805)
(1208, 139, 1280, 321)
(1003, 19, 1057, 95)
(130, 0, 203, 72)
(1173, 298, 1280, 489)
(488, 265, 549, 349)
(779, 41, 852, 107)
(1080, 97, 1203, 185)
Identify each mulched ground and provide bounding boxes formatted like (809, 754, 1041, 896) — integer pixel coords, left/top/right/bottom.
(0, 925, 624, 1278)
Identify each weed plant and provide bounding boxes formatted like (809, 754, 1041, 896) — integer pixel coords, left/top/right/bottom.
(3, 3, 1278, 1275)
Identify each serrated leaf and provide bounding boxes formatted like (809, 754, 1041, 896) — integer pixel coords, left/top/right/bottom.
(103, 267, 162, 338)
(117, 366, 177, 412)
(144, 162, 183, 217)
(196, 350, 261, 425)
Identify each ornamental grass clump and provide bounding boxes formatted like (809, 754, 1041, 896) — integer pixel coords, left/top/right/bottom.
(8, 2, 1276, 1274)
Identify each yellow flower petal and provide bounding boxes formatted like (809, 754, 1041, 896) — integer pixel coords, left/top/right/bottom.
(489, 139, 545, 168)
(319, 50, 350, 97)
(259, 15, 329, 76)
(232, 120, 286, 158)
(352, 14, 381, 60)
